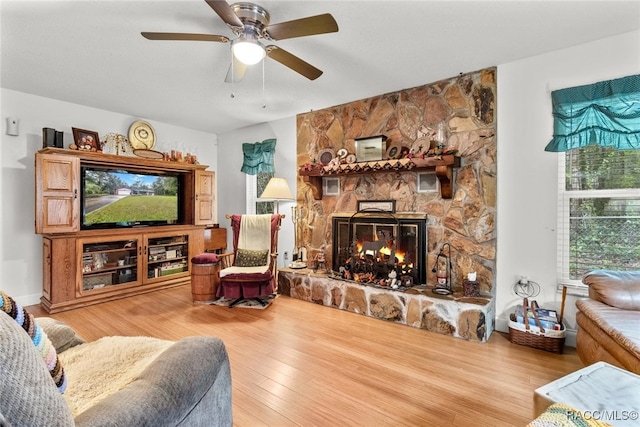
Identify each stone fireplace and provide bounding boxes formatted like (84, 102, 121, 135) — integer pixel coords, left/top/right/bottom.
(331, 212, 427, 287)
(294, 67, 496, 296)
(282, 67, 497, 341)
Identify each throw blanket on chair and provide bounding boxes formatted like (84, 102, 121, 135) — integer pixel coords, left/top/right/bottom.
(238, 214, 272, 254)
(220, 214, 273, 278)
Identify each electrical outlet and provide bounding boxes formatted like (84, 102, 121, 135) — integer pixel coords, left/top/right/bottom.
(284, 251, 289, 261)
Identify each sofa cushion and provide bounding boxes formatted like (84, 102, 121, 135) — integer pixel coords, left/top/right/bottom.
(191, 252, 220, 264)
(576, 298, 640, 362)
(0, 290, 66, 393)
(36, 317, 85, 353)
(582, 270, 640, 310)
(59, 335, 173, 417)
(0, 309, 74, 426)
(235, 248, 269, 267)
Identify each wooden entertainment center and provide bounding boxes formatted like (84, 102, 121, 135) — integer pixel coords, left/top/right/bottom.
(35, 148, 216, 313)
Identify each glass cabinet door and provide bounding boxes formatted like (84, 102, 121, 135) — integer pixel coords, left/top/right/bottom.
(81, 239, 139, 291)
(145, 234, 189, 280)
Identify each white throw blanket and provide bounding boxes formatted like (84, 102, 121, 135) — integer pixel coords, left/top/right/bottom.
(59, 336, 173, 417)
(220, 214, 272, 277)
(238, 214, 271, 253)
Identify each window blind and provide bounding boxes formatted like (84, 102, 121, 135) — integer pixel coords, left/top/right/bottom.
(556, 145, 640, 287)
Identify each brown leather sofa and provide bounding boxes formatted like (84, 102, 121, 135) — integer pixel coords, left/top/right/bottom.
(576, 270, 640, 374)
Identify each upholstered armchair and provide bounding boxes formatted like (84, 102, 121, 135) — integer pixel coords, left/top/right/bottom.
(216, 214, 283, 307)
(0, 292, 233, 426)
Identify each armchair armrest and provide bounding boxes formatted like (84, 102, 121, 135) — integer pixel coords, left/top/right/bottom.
(583, 270, 640, 310)
(269, 251, 278, 274)
(75, 337, 232, 427)
(218, 252, 235, 269)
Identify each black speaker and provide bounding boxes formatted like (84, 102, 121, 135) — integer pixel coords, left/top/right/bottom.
(42, 128, 56, 148)
(55, 131, 64, 148)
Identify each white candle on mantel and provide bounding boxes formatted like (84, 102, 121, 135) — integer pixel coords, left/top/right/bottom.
(468, 272, 477, 281)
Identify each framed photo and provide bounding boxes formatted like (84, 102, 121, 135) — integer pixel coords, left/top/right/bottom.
(322, 177, 340, 196)
(357, 200, 396, 213)
(72, 128, 100, 151)
(355, 135, 387, 162)
(417, 172, 439, 193)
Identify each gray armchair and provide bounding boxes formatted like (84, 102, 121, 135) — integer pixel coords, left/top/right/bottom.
(0, 313, 232, 426)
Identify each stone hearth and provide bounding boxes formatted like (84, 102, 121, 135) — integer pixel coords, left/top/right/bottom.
(278, 268, 495, 342)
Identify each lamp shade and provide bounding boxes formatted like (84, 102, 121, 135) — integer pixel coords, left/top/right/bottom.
(260, 177, 293, 200)
(232, 34, 265, 65)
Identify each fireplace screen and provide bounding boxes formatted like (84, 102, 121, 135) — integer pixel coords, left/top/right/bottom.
(332, 212, 427, 287)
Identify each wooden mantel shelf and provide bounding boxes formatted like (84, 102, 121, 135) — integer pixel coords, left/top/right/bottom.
(298, 155, 461, 200)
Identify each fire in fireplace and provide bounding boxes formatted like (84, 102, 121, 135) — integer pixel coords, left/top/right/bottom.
(331, 212, 428, 288)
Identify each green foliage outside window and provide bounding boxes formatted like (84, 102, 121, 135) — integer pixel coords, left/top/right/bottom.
(256, 171, 274, 214)
(566, 145, 640, 278)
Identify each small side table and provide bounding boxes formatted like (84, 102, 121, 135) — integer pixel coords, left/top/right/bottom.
(533, 361, 640, 425)
(204, 226, 227, 254)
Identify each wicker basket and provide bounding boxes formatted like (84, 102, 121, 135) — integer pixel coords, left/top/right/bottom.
(508, 313, 565, 353)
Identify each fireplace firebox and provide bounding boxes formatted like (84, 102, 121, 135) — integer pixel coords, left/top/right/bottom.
(331, 212, 428, 287)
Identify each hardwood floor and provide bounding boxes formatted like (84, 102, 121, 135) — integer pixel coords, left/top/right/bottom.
(28, 285, 583, 426)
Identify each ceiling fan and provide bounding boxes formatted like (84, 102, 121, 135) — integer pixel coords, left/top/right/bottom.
(142, 0, 338, 82)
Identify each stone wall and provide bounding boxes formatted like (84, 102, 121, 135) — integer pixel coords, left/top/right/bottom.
(296, 68, 497, 293)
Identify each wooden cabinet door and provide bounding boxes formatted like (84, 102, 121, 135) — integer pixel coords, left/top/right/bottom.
(143, 232, 190, 282)
(78, 236, 142, 295)
(194, 170, 215, 226)
(35, 153, 80, 233)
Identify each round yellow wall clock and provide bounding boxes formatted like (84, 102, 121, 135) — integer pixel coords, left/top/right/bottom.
(128, 120, 156, 150)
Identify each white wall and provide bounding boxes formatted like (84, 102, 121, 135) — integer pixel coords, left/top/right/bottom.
(216, 117, 296, 268)
(3, 29, 639, 343)
(496, 30, 640, 346)
(0, 89, 218, 306)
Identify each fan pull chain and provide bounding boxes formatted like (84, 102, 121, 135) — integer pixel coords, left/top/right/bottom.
(230, 48, 235, 98)
(262, 59, 266, 109)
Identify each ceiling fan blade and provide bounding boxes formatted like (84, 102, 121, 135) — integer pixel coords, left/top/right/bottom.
(141, 32, 229, 43)
(204, 0, 243, 30)
(265, 13, 338, 41)
(265, 45, 323, 80)
(224, 58, 247, 83)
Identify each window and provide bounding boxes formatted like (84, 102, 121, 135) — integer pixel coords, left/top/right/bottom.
(256, 171, 274, 214)
(547, 74, 640, 292)
(246, 171, 274, 215)
(557, 145, 640, 288)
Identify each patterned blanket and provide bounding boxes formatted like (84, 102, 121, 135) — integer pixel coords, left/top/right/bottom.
(0, 290, 66, 393)
(528, 403, 613, 427)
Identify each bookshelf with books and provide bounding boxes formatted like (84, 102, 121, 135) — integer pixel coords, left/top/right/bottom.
(41, 226, 203, 313)
(146, 235, 189, 280)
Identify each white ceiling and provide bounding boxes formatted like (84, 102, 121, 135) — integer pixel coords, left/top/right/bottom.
(2, 1, 639, 135)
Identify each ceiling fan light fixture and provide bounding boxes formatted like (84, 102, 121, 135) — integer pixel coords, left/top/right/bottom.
(232, 34, 265, 65)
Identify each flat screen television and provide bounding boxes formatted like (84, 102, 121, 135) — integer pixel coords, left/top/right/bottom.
(81, 166, 183, 230)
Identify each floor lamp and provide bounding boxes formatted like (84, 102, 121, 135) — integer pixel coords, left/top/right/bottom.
(259, 177, 293, 214)
(259, 177, 294, 286)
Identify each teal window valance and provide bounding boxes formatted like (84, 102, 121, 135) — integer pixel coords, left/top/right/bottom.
(241, 138, 276, 175)
(545, 74, 640, 152)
